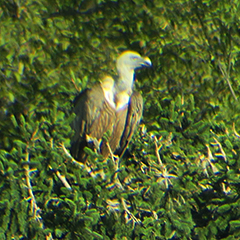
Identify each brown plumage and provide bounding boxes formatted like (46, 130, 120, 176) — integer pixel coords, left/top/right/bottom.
(101, 90, 130, 157)
(70, 76, 115, 162)
(70, 51, 151, 162)
(115, 91, 143, 157)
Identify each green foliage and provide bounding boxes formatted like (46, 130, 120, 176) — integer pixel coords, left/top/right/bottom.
(1, 0, 240, 239)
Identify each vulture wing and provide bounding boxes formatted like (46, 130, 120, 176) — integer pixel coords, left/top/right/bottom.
(115, 91, 143, 157)
(70, 78, 116, 162)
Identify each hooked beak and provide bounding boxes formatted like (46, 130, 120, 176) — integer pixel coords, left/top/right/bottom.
(141, 56, 152, 67)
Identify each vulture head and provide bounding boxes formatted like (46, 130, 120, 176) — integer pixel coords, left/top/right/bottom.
(116, 51, 152, 93)
(116, 51, 152, 71)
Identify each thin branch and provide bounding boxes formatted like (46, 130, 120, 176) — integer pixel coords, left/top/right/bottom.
(61, 143, 84, 167)
(121, 197, 141, 226)
(106, 141, 118, 169)
(71, 77, 81, 92)
(153, 136, 163, 165)
(211, 137, 227, 162)
(28, 128, 54, 239)
(24, 146, 43, 226)
(61, 143, 97, 178)
(218, 58, 237, 101)
(48, 165, 72, 190)
(46, 233, 53, 240)
(106, 142, 124, 190)
(233, 122, 240, 138)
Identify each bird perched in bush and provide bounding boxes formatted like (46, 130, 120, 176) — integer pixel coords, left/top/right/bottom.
(70, 51, 151, 162)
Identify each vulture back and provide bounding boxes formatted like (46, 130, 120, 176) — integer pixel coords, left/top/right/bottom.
(70, 79, 116, 162)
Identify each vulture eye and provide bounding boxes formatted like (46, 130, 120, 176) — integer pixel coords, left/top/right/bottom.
(131, 56, 139, 60)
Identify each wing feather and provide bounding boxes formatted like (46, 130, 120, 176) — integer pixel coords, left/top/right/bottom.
(115, 91, 143, 157)
(70, 83, 115, 162)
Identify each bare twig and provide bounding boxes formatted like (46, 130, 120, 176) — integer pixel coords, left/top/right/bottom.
(212, 137, 227, 162)
(61, 143, 84, 167)
(106, 142, 118, 169)
(48, 140, 72, 189)
(121, 197, 141, 226)
(28, 126, 54, 239)
(106, 142, 123, 190)
(233, 122, 240, 139)
(218, 58, 237, 101)
(24, 147, 43, 226)
(46, 233, 53, 240)
(61, 143, 97, 178)
(206, 144, 219, 174)
(48, 165, 72, 190)
(153, 136, 163, 165)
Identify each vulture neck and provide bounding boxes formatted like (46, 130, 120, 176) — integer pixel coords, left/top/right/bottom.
(116, 66, 134, 95)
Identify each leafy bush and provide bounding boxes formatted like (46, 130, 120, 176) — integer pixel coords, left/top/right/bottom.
(1, 0, 240, 239)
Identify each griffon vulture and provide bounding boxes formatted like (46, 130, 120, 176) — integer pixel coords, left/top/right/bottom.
(70, 51, 151, 162)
